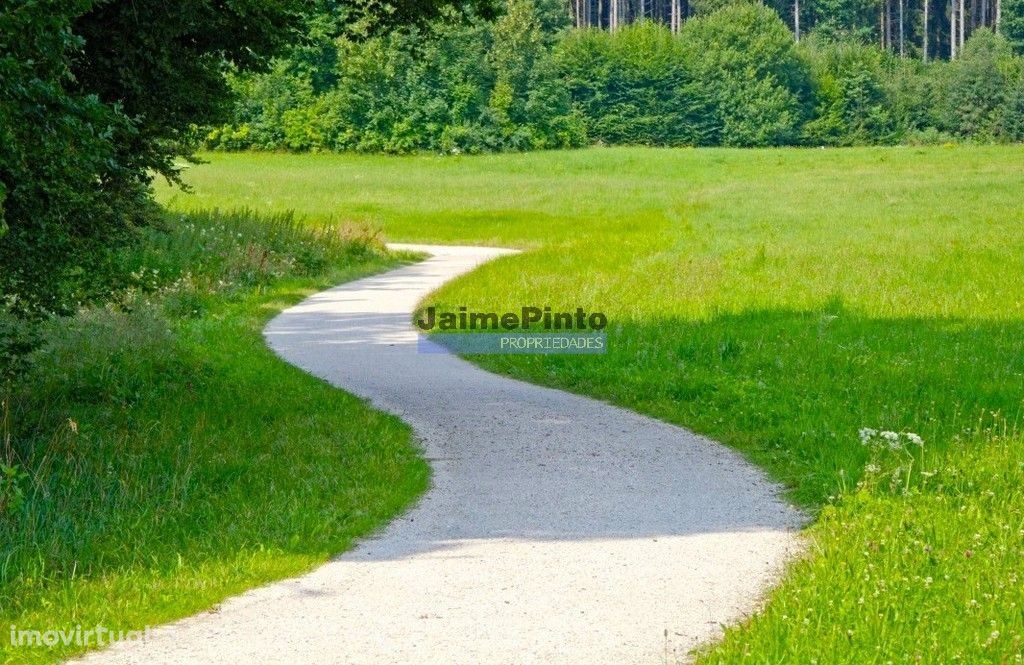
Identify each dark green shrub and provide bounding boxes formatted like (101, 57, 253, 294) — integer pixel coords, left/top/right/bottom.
(1003, 78, 1024, 140)
(210, 0, 583, 154)
(0, 0, 304, 313)
(555, 22, 717, 146)
(1003, 0, 1024, 55)
(0, 306, 38, 381)
(489, 0, 584, 149)
(202, 2, 1024, 151)
(680, 4, 814, 146)
(0, 2, 147, 314)
(938, 30, 1018, 139)
(802, 37, 898, 144)
(883, 58, 943, 135)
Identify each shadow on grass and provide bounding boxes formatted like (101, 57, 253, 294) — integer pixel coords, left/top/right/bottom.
(472, 305, 1024, 506)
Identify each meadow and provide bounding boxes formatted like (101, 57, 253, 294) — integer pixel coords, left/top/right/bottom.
(158, 146, 1024, 662)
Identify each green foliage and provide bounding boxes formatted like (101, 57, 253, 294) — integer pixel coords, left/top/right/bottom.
(210, 4, 1024, 152)
(1003, 0, 1024, 55)
(1003, 77, 1024, 140)
(208, 1, 584, 153)
(0, 1, 147, 313)
(938, 30, 1021, 139)
(489, 0, 581, 149)
(806, 0, 879, 42)
(0, 306, 37, 381)
(69, 0, 306, 182)
(803, 37, 898, 144)
(0, 0, 308, 314)
(681, 4, 813, 146)
(554, 22, 717, 145)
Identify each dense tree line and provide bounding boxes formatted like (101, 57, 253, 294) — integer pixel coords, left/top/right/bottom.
(568, 0, 1024, 60)
(206, 0, 1024, 153)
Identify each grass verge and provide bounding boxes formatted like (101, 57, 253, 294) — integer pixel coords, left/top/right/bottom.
(159, 146, 1024, 661)
(0, 211, 428, 664)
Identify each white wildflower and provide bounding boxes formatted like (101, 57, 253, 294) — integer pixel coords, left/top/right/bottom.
(859, 428, 878, 445)
(906, 432, 924, 447)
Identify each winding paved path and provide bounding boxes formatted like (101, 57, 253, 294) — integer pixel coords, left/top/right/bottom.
(77, 245, 803, 664)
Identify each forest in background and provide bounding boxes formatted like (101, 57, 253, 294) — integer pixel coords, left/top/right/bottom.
(204, 0, 1024, 153)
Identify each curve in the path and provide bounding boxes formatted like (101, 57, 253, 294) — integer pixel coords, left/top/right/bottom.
(75, 244, 803, 665)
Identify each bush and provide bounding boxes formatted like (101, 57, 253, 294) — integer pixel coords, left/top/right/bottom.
(555, 22, 717, 146)
(0, 0, 303, 314)
(938, 30, 1019, 140)
(1003, 0, 1024, 55)
(0, 305, 38, 381)
(210, 0, 583, 154)
(1003, 77, 1024, 140)
(205, 3, 1024, 151)
(680, 4, 814, 146)
(802, 37, 898, 145)
(0, 3, 148, 314)
(883, 57, 944, 135)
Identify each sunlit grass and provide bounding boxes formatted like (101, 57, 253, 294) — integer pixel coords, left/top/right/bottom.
(159, 146, 1024, 661)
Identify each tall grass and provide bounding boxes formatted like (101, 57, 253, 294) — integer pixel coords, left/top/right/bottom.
(703, 422, 1024, 662)
(0, 210, 426, 663)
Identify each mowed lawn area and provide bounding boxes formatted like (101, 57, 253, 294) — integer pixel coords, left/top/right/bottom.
(160, 146, 1024, 662)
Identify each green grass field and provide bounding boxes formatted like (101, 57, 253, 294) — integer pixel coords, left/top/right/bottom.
(158, 146, 1024, 662)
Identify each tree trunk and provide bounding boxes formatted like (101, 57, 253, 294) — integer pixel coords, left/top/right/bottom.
(880, 0, 888, 49)
(924, 0, 929, 61)
(794, 0, 801, 41)
(899, 0, 905, 56)
(960, 0, 965, 47)
(951, 0, 958, 58)
(881, 3, 886, 48)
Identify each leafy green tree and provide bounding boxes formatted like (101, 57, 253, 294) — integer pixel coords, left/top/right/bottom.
(0, 0, 140, 311)
(554, 21, 717, 145)
(1003, 74, 1024, 139)
(2, 0, 486, 311)
(69, 0, 305, 183)
(681, 4, 814, 146)
(1003, 0, 1024, 55)
(489, 0, 580, 148)
(939, 30, 1018, 138)
(803, 37, 898, 144)
(807, 0, 880, 43)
